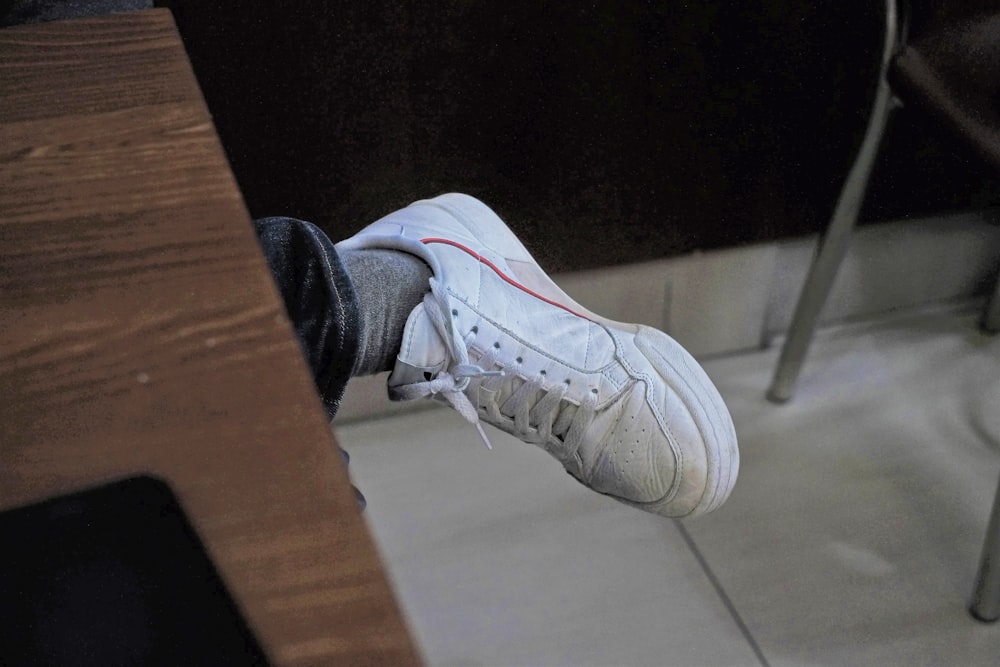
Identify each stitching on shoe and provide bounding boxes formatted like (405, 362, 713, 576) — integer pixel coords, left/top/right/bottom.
(604, 326, 684, 505)
(445, 288, 609, 373)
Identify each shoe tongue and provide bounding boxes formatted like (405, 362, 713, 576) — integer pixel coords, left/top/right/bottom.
(387, 302, 449, 389)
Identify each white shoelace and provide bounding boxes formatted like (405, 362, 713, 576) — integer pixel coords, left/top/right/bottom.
(392, 278, 598, 454)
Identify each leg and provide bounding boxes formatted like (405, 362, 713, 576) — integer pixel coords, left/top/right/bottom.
(254, 216, 430, 418)
(257, 196, 739, 519)
(1, 1, 151, 27)
(256, 216, 395, 509)
(254, 217, 362, 421)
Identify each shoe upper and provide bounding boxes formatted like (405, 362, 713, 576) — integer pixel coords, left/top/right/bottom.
(335, 194, 738, 518)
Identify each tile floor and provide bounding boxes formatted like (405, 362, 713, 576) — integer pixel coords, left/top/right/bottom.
(336, 303, 1000, 666)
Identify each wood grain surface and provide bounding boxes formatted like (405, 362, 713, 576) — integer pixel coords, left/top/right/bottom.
(0, 10, 420, 665)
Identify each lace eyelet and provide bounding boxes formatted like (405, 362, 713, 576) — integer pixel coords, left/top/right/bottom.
(493, 342, 501, 349)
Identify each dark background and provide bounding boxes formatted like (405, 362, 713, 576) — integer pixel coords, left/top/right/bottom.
(114, 2, 1000, 270)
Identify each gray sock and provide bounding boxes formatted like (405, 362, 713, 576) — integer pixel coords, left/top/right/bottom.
(340, 248, 432, 376)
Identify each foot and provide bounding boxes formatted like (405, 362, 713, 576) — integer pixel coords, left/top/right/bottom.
(335, 194, 738, 518)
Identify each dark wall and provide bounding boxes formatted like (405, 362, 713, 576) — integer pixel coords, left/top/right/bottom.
(162, 1, 1000, 272)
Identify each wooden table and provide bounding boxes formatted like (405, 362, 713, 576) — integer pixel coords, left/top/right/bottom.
(0, 9, 420, 665)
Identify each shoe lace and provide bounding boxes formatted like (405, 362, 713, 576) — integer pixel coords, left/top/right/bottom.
(393, 277, 597, 454)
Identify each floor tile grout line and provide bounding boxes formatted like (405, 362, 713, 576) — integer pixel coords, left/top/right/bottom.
(674, 521, 771, 667)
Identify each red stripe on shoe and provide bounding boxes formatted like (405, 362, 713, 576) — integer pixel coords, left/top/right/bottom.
(420, 237, 591, 320)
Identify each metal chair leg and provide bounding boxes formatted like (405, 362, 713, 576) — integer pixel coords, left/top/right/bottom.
(767, 0, 901, 403)
(981, 270, 1000, 334)
(971, 473, 1000, 621)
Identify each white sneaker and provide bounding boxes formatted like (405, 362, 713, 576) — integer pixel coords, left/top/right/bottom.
(335, 194, 738, 518)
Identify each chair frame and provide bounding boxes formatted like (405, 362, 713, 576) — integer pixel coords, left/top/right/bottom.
(763, 0, 1000, 623)
(767, 0, 1000, 406)
(766, 0, 905, 404)
(972, 474, 1000, 621)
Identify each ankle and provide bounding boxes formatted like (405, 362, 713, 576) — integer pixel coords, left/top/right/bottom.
(340, 248, 432, 376)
